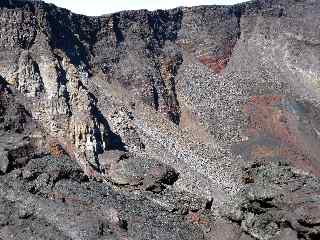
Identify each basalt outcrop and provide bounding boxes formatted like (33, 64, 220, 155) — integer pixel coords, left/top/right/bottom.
(1, 0, 320, 239)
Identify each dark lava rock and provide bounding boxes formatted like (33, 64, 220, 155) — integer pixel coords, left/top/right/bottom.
(143, 164, 179, 193)
(220, 160, 320, 240)
(103, 153, 179, 190)
(1, 0, 320, 239)
(0, 152, 207, 240)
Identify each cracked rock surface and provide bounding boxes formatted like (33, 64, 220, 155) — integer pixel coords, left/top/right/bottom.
(1, 0, 320, 239)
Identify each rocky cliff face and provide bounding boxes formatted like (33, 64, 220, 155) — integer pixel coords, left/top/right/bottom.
(1, 0, 320, 239)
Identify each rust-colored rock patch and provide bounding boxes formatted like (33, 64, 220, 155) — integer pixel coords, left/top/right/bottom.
(198, 44, 235, 74)
(236, 95, 320, 176)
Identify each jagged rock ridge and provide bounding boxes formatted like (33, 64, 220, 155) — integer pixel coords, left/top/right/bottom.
(0, 0, 320, 239)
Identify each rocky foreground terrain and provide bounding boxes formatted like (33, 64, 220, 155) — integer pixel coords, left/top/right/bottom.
(1, 0, 320, 239)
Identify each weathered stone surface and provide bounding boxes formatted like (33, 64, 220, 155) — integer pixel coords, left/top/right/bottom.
(206, 219, 242, 240)
(276, 228, 299, 240)
(220, 160, 320, 240)
(0, 149, 9, 173)
(104, 153, 179, 190)
(1, 0, 320, 239)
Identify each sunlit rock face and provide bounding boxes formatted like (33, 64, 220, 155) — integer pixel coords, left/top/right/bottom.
(0, 0, 320, 239)
(0, 2, 111, 172)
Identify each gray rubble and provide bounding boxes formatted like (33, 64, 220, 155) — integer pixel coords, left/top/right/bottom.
(0, 0, 320, 239)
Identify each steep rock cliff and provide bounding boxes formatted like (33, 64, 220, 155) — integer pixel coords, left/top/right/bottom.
(1, 0, 320, 239)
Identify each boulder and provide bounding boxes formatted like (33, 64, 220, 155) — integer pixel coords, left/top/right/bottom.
(0, 149, 9, 173)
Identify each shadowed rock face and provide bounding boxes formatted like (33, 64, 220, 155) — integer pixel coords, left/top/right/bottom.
(1, 0, 320, 239)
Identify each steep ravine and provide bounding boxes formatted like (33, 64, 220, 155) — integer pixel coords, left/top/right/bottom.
(0, 0, 320, 239)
